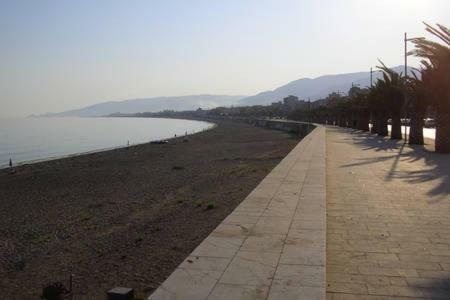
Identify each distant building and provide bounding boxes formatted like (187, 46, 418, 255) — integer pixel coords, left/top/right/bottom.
(195, 107, 208, 116)
(283, 95, 300, 111)
(277, 95, 307, 115)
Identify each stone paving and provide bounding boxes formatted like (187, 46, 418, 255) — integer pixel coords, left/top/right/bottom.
(326, 127, 450, 299)
(149, 126, 326, 300)
(148, 125, 450, 300)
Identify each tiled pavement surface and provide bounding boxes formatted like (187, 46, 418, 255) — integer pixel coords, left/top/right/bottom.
(149, 125, 450, 300)
(149, 126, 326, 300)
(326, 127, 450, 299)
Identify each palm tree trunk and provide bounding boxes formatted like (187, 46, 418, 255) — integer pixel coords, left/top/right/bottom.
(435, 110, 450, 153)
(351, 113, 358, 129)
(390, 115, 402, 139)
(371, 114, 378, 134)
(355, 114, 361, 130)
(377, 116, 388, 136)
(358, 113, 370, 131)
(409, 110, 424, 145)
(342, 115, 348, 128)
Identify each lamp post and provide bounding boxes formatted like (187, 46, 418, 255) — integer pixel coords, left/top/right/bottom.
(404, 33, 408, 77)
(370, 67, 381, 88)
(370, 67, 373, 88)
(369, 68, 373, 133)
(369, 68, 381, 133)
(403, 32, 420, 143)
(370, 67, 380, 86)
(403, 32, 421, 76)
(308, 97, 311, 132)
(404, 33, 410, 142)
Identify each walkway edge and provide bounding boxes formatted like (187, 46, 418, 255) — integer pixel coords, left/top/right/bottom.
(149, 125, 326, 300)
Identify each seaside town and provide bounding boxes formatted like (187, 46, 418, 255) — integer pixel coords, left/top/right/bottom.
(0, 1, 449, 299)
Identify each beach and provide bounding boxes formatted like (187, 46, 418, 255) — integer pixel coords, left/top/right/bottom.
(0, 119, 301, 299)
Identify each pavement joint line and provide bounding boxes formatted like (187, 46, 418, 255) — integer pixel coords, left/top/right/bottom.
(265, 129, 317, 298)
(205, 131, 316, 298)
(148, 125, 327, 300)
(326, 126, 450, 299)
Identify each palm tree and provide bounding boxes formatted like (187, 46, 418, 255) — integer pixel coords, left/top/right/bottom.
(368, 79, 389, 136)
(405, 70, 429, 145)
(348, 86, 370, 131)
(350, 94, 370, 131)
(376, 61, 405, 140)
(410, 23, 450, 153)
(359, 95, 371, 132)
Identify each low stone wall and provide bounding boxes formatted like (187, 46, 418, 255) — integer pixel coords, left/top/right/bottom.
(245, 118, 315, 137)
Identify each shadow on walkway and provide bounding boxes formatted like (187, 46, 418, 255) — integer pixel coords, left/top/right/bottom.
(329, 127, 450, 199)
(410, 277, 450, 298)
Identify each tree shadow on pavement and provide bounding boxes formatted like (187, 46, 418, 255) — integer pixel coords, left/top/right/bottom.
(332, 127, 450, 199)
(408, 277, 450, 299)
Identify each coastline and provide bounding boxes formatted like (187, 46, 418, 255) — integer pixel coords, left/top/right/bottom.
(0, 119, 302, 299)
(0, 117, 216, 170)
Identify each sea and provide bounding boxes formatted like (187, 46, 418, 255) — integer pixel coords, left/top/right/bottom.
(0, 117, 214, 168)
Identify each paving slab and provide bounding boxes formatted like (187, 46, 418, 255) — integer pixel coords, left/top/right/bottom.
(326, 127, 450, 299)
(149, 125, 327, 299)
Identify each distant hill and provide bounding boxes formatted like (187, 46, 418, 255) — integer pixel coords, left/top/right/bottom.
(240, 65, 414, 105)
(40, 65, 416, 117)
(40, 95, 245, 117)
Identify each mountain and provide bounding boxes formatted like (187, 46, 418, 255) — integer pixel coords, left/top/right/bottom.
(240, 65, 414, 106)
(40, 95, 245, 117)
(41, 65, 416, 117)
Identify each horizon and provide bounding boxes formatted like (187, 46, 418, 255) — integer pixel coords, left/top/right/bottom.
(1, 0, 449, 117)
(3, 64, 415, 118)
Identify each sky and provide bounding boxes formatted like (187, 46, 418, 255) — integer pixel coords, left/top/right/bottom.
(0, 0, 449, 117)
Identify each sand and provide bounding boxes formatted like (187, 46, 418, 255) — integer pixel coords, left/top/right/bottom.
(0, 119, 301, 299)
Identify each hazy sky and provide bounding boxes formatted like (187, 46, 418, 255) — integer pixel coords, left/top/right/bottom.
(1, 0, 449, 117)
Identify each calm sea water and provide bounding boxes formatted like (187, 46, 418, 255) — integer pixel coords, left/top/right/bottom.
(0, 117, 214, 168)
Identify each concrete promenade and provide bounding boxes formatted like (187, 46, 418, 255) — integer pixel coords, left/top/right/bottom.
(148, 124, 450, 299)
(327, 127, 450, 299)
(149, 126, 326, 300)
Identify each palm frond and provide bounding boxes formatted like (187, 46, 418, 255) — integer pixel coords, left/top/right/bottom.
(423, 22, 450, 45)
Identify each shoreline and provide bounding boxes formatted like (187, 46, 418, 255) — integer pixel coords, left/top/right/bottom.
(0, 117, 216, 170)
(0, 119, 302, 299)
